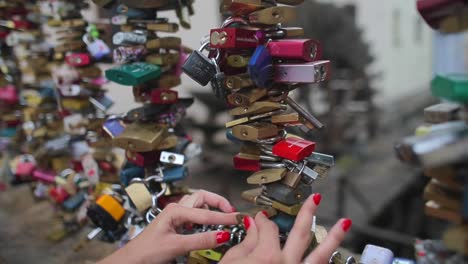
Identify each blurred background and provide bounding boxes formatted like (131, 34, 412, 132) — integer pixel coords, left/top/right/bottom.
(2, 0, 467, 262)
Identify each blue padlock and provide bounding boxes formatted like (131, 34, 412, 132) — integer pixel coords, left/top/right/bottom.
(0, 127, 17, 137)
(63, 192, 86, 212)
(120, 162, 145, 186)
(103, 116, 126, 138)
(271, 212, 295, 233)
(248, 45, 274, 88)
(162, 166, 188, 182)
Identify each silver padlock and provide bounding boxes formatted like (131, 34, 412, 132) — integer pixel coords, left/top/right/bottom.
(113, 31, 147, 46)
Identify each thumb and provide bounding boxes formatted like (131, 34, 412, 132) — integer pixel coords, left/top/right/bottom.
(176, 231, 231, 253)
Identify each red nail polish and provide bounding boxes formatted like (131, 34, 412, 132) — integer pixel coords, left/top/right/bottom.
(216, 231, 231, 244)
(312, 193, 322, 205)
(261, 210, 269, 217)
(342, 218, 352, 232)
(231, 206, 237, 212)
(243, 216, 251, 230)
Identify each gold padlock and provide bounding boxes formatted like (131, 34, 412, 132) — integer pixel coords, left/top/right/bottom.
(146, 53, 180, 66)
(248, 6, 296, 25)
(227, 87, 267, 107)
(247, 168, 287, 184)
(125, 182, 153, 213)
(146, 37, 182, 50)
(231, 123, 279, 141)
(113, 122, 168, 152)
(229, 101, 285, 117)
(146, 23, 179, 33)
(225, 73, 254, 90)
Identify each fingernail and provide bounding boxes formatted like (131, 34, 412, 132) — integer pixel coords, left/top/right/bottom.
(243, 216, 251, 230)
(341, 218, 352, 232)
(216, 231, 231, 244)
(312, 193, 322, 205)
(231, 206, 237, 212)
(261, 210, 269, 217)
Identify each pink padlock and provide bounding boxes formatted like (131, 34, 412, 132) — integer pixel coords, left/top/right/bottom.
(267, 39, 322, 62)
(65, 53, 91, 67)
(0, 85, 19, 105)
(15, 155, 36, 178)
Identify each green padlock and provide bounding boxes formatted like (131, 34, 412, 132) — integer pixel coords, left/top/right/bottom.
(105, 62, 161, 86)
(432, 74, 468, 103)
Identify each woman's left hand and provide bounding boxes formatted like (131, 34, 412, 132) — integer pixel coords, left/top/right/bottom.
(98, 190, 238, 264)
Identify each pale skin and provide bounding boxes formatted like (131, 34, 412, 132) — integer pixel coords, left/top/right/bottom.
(98, 190, 350, 264)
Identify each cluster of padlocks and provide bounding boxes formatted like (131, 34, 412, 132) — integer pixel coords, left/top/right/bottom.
(181, 0, 344, 262)
(394, 0, 468, 262)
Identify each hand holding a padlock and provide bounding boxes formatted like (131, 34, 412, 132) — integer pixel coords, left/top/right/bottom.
(98, 190, 237, 264)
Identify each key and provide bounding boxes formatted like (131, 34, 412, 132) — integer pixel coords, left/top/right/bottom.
(248, 44, 273, 88)
(272, 137, 316, 161)
(150, 89, 178, 104)
(210, 27, 260, 49)
(113, 123, 168, 152)
(423, 103, 461, 123)
(247, 168, 287, 184)
(248, 6, 296, 25)
(231, 123, 279, 141)
(182, 42, 216, 86)
(227, 87, 267, 107)
(265, 181, 311, 205)
(227, 54, 251, 68)
(146, 22, 179, 33)
(105, 62, 161, 86)
(225, 73, 254, 90)
(267, 39, 321, 62)
(146, 36, 181, 50)
(146, 53, 180, 66)
(125, 182, 153, 213)
(286, 96, 324, 129)
(274, 60, 330, 83)
(160, 151, 185, 166)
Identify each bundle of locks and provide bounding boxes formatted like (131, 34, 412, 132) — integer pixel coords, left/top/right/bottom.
(84, 0, 201, 244)
(182, 0, 344, 262)
(395, 0, 468, 259)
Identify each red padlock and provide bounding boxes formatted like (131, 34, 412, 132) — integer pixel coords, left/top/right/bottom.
(49, 187, 70, 204)
(267, 39, 322, 62)
(150, 89, 178, 104)
(65, 53, 91, 67)
(32, 169, 56, 184)
(99, 161, 116, 173)
(272, 137, 316, 162)
(233, 153, 261, 172)
(126, 150, 161, 167)
(0, 85, 19, 105)
(210, 27, 260, 49)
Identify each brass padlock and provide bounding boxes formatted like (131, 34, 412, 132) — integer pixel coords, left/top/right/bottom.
(125, 182, 153, 213)
(146, 37, 182, 49)
(225, 73, 254, 90)
(231, 123, 279, 141)
(146, 23, 179, 33)
(156, 134, 179, 150)
(146, 53, 180, 66)
(187, 251, 211, 264)
(229, 101, 286, 117)
(248, 6, 296, 25)
(77, 66, 102, 79)
(227, 87, 267, 107)
(281, 170, 302, 188)
(113, 122, 168, 152)
(247, 168, 287, 184)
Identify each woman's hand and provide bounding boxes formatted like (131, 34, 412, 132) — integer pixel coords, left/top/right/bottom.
(220, 193, 352, 264)
(98, 190, 238, 264)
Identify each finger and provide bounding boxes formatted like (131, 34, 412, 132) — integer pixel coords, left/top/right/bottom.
(252, 211, 280, 255)
(178, 190, 235, 213)
(283, 193, 321, 263)
(163, 203, 238, 227)
(221, 216, 259, 262)
(304, 218, 352, 264)
(175, 230, 232, 253)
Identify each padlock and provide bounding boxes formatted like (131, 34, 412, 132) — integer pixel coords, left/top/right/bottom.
(274, 61, 330, 83)
(125, 104, 171, 122)
(105, 62, 161, 86)
(77, 65, 103, 79)
(417, 0, 468, 33)
(92, 0, 115, 8)
(267, 39, 322, 62)
(432, 74, 468, 103)
(210, 27, 259, 49)
(87, 194, 126, 232)
(113, 122, 168, 152)
(248, 44, 273, 88)
(43, 135, 71, 156)
(82, 154, 100, 185)
(423, 179, 461, 211)
(156, 135, 179, 150)
(103, 117, 126, 138)
(120, 164, 145, 186)
(221, 0, 269, 16)
(248, 6, 296, 25)
(196, 249, 223, 262)
(271, 212, 296, 232)
(63, 192, 86, 212)
(160, 151, 185, 166)
(146, 53, 180, 66)
(229, 101, 286, 117)
(272, 137, 316, 162)
(83, 37, 111, 60)
(126, 150, 161, 167)
(150, 89, 178, 104)
(50, 187, 70, 204)
(187, 251, 210, 264)
(231, 123, 279, 141)
(146, 37, 182, 50)
(113, 31, 147, 45)
(146, 22, 179, 33)
(271, 113, 303, 126)
(423, 166, 461, 190)
(225, 108, 283, 128)
(225, 73, 254, 90)
(227, 54, 251, 68)
(15, 155, 36, 177)
(65, 53, 91, 67)
(424, 103, 461, 124)
(247, 168, 287, 184)
(0, 85, 19, 105)
(125, 182, 153, 213)
(119, 0, 169, 8)
(182, 42, 216, 86)
(281, 170, 302, 188)
(265, 181, 312, 205)
(227, 87, 267, 107)
(285, 160, 320, 185)
(425, 200, 463, 224)
(360, 245, 394, 264)
(233, 153, 261, 171)
(160, 166, 188, 182)
(113, 46, 147, 64)
(209, 57, 228, 102)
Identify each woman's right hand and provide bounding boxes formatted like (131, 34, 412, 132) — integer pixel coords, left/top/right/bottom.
(220, 193, 352, 264)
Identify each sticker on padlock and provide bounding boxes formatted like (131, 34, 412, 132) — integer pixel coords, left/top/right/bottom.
(105, 62, 161, 86)
(125, 182, 153, 213)
(160, 151, 185, 166)
(182, 41, 216, 86)
(272, 137, 316, 162)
